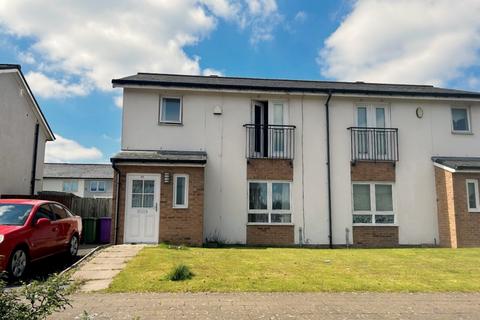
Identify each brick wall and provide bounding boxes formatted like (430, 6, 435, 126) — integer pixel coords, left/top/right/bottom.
(434, 167, 457, 248)
(110, 165, 204, 246)
(246, 225, 294, 246)
(247, 159, 293, 180)
(351, 162, 395, 182)
(452, 172, 480, 247)
(352, 226, 399, 247)
(434, 167, 480, 248)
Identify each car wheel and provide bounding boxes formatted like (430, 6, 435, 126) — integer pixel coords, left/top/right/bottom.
(9, 248, 28, 280)
(68, 235, 79, 258)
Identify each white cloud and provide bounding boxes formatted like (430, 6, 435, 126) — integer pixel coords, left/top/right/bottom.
(113, 95, 123, 109)
(45, 134, 103, 163)
(202, 68, 224, 76)
(0, 1, 281, 99)
(318, 0, 480, 86)
(294, 11, 307, 23)
(25, 71, 90, 98)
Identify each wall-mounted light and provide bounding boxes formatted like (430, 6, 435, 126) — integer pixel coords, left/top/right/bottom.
(163, 172, 171, 184)
(213, 106, 222, 115)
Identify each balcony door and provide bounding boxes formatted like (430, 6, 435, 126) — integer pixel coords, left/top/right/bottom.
(251, 100, 288, 158)
(269, 101, 287, 157)
(355, 104, 390, 158)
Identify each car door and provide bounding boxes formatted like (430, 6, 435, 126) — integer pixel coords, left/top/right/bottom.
(28, 205, 58, 260)
(49, 203, 71, 251)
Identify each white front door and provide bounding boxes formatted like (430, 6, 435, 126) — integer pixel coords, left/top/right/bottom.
(125, 174, 160, 243)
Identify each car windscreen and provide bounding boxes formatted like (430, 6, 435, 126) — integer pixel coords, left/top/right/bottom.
(0, 204, 33, 226)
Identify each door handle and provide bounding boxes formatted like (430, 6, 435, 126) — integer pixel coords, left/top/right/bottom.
(155, 203, 158, 211)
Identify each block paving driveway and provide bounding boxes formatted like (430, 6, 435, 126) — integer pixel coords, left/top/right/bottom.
(50, 292, 480, 319)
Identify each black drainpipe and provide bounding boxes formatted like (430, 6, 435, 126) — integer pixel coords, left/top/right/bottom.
(112, 162, 121, 244)
(30, 123, 40, 195)
(325, 92, 333, 249)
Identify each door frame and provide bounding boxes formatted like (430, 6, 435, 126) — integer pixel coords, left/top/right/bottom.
(124, 173, 161, 244)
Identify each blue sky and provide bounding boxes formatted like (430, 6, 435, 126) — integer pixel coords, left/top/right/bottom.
(0, 0, 479, 163)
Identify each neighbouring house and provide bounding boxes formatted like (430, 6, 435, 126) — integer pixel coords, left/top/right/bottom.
(43, 163, 114, 198)
(110, 73, 480, 248)
(0, 64, 55, 196)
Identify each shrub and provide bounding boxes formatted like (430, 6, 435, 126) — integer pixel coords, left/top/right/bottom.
(0, 273, 73, 320)
(166, 264, 193, 281)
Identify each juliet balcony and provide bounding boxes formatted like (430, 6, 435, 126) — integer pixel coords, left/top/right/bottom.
(244, 124, 296, 160)
(348, 127, 399, 163)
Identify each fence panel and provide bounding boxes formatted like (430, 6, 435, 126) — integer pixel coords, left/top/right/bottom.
(70, 198, 112, 218)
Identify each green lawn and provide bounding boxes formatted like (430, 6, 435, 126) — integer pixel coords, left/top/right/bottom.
(107, 246, 480, 292)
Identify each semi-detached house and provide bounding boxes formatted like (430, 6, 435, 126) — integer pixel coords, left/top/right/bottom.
(110, 73, 480, 248)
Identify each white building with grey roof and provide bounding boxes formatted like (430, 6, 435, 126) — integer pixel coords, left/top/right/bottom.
(109, 72, 480, 248)
(43, 163, 114, 198)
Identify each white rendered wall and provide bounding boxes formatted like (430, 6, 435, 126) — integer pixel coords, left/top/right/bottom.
(0, 73, 48, 196)
(121, 87, 480, 245)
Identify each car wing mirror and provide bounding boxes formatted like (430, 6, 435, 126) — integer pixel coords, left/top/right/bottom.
(36, 218, 51, 227)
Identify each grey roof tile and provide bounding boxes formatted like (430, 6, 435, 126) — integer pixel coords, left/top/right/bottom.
(111, 150, 207, 164)
(112, 73, 480, 99)
(44, 163, 113, 179)
(432, 157, 480, 171)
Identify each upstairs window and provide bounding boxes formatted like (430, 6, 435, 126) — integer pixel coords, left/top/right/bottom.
(173, 174, 189, 208)
(62, 180, 78, 192)
(159, 97, 182, 124)
(352, 183, 394, 224)
(451, 107, 471, 133)
(466, 179, 480, 212)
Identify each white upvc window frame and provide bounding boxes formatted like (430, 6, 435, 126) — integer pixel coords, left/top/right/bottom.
(89, 181, 106, 192)
(466, 179, 480, 212)
(352, 182, 395, 225)
(247, 180, 292, 225)
(173, 174, 189, 209)
(159, 96, 183, 124)
(62, 180, 78, 192)
(451, 106, 472, 134)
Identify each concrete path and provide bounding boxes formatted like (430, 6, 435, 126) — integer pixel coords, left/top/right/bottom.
(50, 292, 480, 319)
(72, 244, 144, 292)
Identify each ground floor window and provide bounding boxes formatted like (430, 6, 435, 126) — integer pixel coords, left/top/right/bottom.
(173, 174, 189, 208)
(248, 181, 291, 223)
(352, 182, 394, 224)
(90, 180, 106, 192)
(62, 180, 78, 192)
(466, 179, 480, 212)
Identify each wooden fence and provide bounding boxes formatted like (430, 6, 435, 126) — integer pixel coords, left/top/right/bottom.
(1, 192, 112, 218)
(71, 197, 112, 218)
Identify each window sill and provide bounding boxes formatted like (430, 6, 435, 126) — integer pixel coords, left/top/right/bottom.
(468, 210, 480, 213)
(159, 121, 183, 126)
(353, 223, 398, 227)
(451, 130, 473, 135)
(247, 223, 294, 226)
(173, 206, 188, 209)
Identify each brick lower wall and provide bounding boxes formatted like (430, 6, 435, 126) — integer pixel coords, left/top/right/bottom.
(434, 167, 457, 248)
(434, 167, 480, 248)
(351, 162, 395, 182)
(352, 226, 399, 247)
(452, 172, 480, 247)
(246, 225, 294, 246)
(111, 165, 204, 246)
(247, 159, 293, 180)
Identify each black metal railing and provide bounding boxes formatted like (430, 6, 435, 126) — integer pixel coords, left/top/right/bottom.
(348, 127, 399, 162)
(244, 124, 296, 160)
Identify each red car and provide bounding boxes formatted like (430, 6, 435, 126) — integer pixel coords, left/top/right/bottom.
(0, 199, 82, 279)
